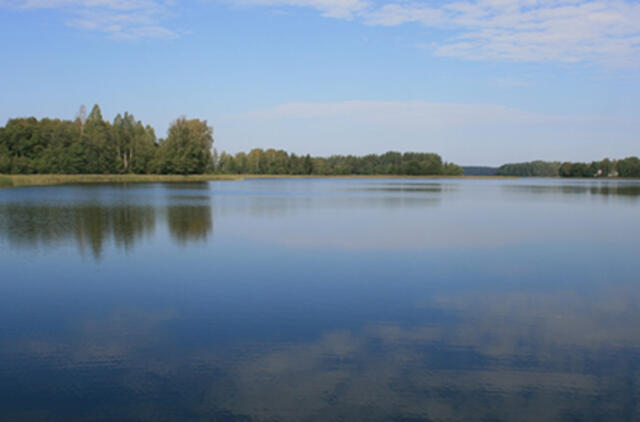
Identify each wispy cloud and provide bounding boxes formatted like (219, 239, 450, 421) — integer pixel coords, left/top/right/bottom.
(2, 0, 178, 39)
(4, 0, 639, 63)
(239, 0, 640, 66)
(235, 0, 369, 19)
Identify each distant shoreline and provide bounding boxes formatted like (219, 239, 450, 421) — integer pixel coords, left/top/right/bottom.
(2, 174, 638, 190)
(0, 174, 521, 188)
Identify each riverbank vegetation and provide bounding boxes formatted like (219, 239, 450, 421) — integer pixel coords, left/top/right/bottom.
(214, 150, 463, 176)
(0, 105, 213, 175)
(496, 161, 561, 177)
(0, 174, 485, 189)
(3, 106, 637, 180)
(0, 174, 244, 188)
(1, 105, 462, 177)
(497, 158, 640, 178)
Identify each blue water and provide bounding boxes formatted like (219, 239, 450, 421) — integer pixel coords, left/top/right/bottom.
(1, 178, 639, 421)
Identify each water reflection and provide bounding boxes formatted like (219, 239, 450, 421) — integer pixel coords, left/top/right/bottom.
(1, 179, 640, 421)
(504, 180, 640, 200)
(0, 202, 213, 258)
(207, 285, 640, 421)
(0, 204, 156, 258)
(167, 205, 213, 244)
(344, 181, 447, 193)
(1, 282, 638, 421)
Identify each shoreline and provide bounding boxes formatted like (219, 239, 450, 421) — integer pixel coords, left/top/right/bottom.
(7, 173, 636, 189)
(2, 174, 637, 189)
(0, 174, 515, 188)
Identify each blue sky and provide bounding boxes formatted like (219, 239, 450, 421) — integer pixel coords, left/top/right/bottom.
(1, 0, 639, 165)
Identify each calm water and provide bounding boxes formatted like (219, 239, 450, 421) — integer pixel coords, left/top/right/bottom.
(1, 178, 639, 421)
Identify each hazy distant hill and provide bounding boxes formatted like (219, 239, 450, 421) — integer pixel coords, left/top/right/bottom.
(462, 166, 498, 176)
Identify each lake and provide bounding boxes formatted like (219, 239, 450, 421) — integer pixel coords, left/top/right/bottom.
(1, 178, 639, 421)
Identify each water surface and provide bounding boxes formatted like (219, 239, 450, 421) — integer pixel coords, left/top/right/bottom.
(1, 178, 639, 421)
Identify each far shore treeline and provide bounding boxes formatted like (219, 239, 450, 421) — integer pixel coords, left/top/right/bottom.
(1, 105, 638, 178)
(0, 105, 462, 176)
(496, 159, 640, 178)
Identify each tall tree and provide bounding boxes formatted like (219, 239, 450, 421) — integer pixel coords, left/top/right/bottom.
(83, 105, 114, 173)
(156, 118, 214, 174)
(113, 112, 156, 173)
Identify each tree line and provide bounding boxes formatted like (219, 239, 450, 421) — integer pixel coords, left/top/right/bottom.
(496, 158, 640, 178)
(495, 161, 561, 177)
(213, 149, 462, 176)
(8, 106, 635, 178)
(0, 105, 462, 176)
(0, 105, 214, 175)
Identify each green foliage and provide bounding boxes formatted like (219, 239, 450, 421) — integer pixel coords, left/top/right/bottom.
(496, 158, 640, 179)
(83, 105, 115, 174)
(0, 106, 208, 175)
(557, 158, 639, 178)
(214, 149, 461, 176)
(559, 162, 590, 178)
(112, 111, 158, 174)
(0, 175, 12, 187)
(496, 161, 561, 177)
(155, 118, 213, 174)
(443, 162, 464, 176)
(617, 157, 640, 178)
(0, 106, 464, 176)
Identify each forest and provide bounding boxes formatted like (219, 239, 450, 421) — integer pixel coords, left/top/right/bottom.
(0, 105, 462, 176)
(3, 106, 636, 178)
(496, 158, 640, 178)
(214, 150, 462, 176)
(0, 105, 213, 175)
(495, 161, 561, 177)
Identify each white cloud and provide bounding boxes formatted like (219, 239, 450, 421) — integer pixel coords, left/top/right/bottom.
(235, 0, 369, 19)
(2, 0, 178, 39)
(4, 0, 639, 63)
(240, 0, 640, 66)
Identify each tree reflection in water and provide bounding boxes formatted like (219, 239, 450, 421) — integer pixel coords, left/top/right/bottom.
(167, 205, 213, 245)
(0, 203, 213, 258)
(1, 179, 639, 421)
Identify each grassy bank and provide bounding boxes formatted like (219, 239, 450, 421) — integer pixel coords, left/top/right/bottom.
(0, 174, 245, 188)
(0, 175, 13, 188)
(0, 173, 513, 189)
